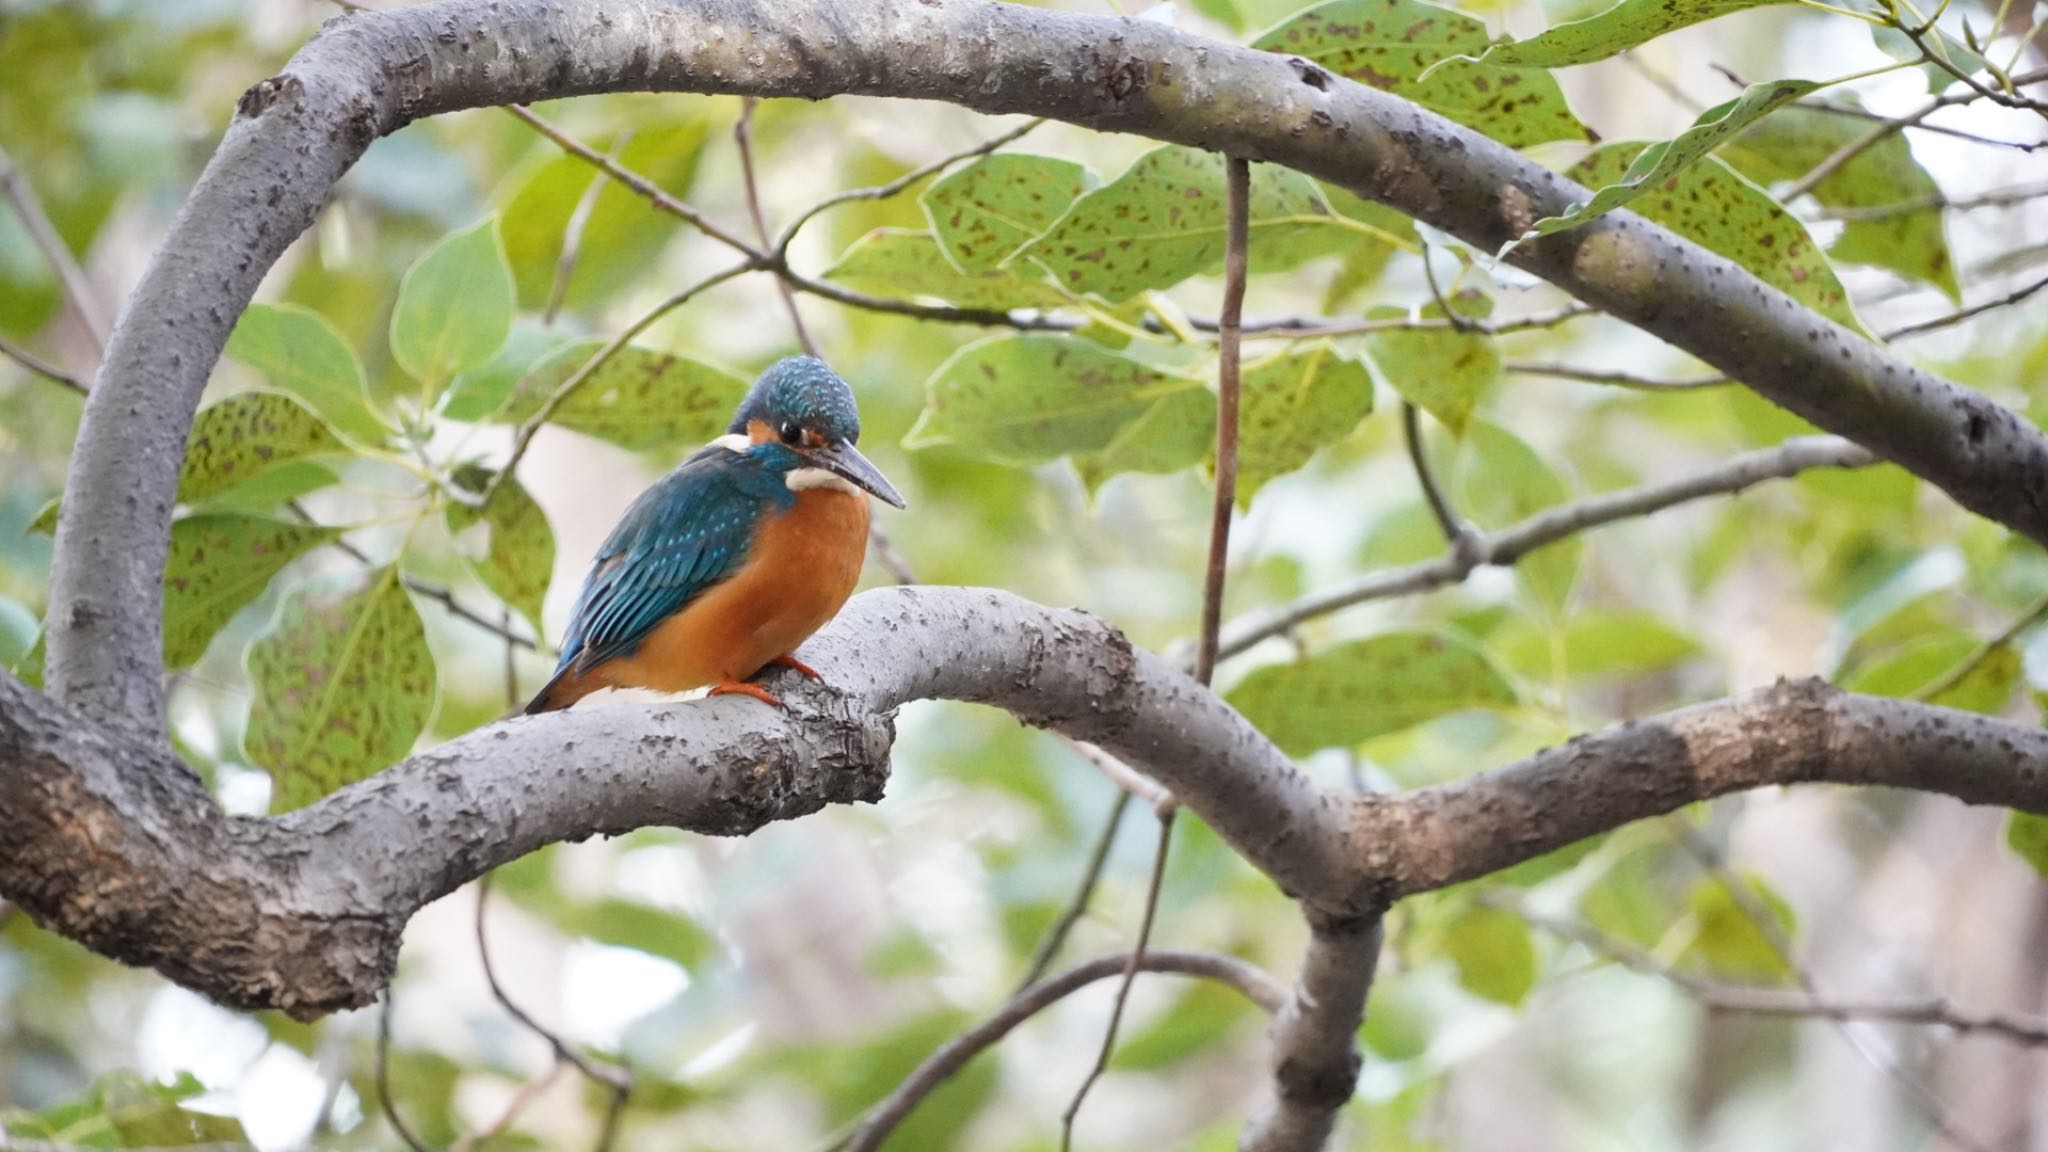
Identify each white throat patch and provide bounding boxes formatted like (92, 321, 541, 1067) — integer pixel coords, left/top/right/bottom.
(786, 467, 862, 496)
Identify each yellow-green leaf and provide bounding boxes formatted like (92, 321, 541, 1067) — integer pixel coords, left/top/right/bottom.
(1680, 873, 1797, 984)
(1228, 630, 1519, 756)
(2005, 810, 2048, 880)
(225, 302, 388, 443)
(1365, 291, 1498, 435)
(390, 217, 514, 393)
(448, 465, 555, 632)
(921, 153, 1096, 272)
(163, 513, 339, 668)
(1253, 0, 1588, 148)
(1236, 342, 1376, 505)
(507, 341, 751, 452)
(1478, 0, 1794, 68)
(1841, 632, 2019, 715)
(823, 228, 1070, 311)
(1490, 609, 1701, 683)
(1459, 422, 1578, 617)
(178, 391, 345, 506)
(246, 567, 436, 812)
(1441, 904, 1538, 1006)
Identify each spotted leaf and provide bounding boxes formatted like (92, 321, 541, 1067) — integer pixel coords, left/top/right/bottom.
(921, 154, 1096, 272)
(178, 392, 345, 506)
(1476, 0, 1794, 68)
(1227, 630, 1518, 756)
(447, 465, 555, 633)
(1364, 291, 1498, 436)
(224, 302, 389, 444)
(504, 341, 750, 451)
(1235, 342, 1376, 506)
(823, 229, 1070, 311)
(163, 513, 339, 669)
(246, 567, 436, 812)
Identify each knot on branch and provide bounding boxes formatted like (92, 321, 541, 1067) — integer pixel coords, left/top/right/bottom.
(235, 73, 304, 119)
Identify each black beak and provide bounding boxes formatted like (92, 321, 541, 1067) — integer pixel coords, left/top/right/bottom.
(811, 440, 907, 509)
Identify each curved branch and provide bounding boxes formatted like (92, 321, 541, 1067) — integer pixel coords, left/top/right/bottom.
(844, 949, 1286, 1152)
(47, 0, 2048, 736)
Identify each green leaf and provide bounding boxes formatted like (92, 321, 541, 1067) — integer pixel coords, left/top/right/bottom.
(1564, 145, 1861, 331)
(1841, 633, 2019, 715)
(245, 567, 436, 812)
(1441, 904, 1538, 1006)
(1490, 609, 1701, 683)
(190, 458, 339, 516)
(1526, 80, 1819, 238)
(447, 465, 555, 633)
(1477, 0, 1794, 68)
(1364, 291, 1499, 435)
(1459, 422, 1578, 616)
(506, 341, 751, 451)
(1111, 978, 1259, 1070)
(822, 228, 1070, 311)
(1681, 873, 1797, 984)
(162, 513, 339, 669)
(224, 302, 388, 444)
(1252, 0, 1588, 148)
(1320, 187, 1417, 312)
(905, 334, 1209, 468)
(390, 217, 514, 394)
(566, 898, 718, 969)
(28, 496, 59, 535)
(500, 113, 712, 311)
(1071, 383, 1216, 491)
(1227, 630, 1519, 756)
(1872, 23, 1986, 96)
(2004, 810, 2048, 880)
(443, 322, 578, 423)
(178, 391, 345, 506)
(1020, 147, 1337, 302)
(1236, 342, 1376, 505)
(6, 1071, 246, 1150)
(921, 153, 1096, 272)
(1721, 102, 1960, 301)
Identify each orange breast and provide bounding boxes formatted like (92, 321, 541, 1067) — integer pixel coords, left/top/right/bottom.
(586, 486, 870, 697)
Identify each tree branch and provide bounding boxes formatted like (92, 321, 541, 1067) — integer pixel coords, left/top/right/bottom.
(48, 0, 2048, 739)
(1240, 914, 1383, 1152)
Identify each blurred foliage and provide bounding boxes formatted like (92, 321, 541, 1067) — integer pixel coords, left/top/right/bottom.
(3, 0, 2047, 1148)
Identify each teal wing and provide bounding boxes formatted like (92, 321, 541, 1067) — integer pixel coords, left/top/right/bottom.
(550, 446, 769, 679)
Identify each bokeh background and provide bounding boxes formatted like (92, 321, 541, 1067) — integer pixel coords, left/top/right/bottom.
(2, 0, 2047, 1148)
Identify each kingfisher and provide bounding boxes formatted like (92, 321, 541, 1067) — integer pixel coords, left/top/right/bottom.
(524, 356, 906, 714)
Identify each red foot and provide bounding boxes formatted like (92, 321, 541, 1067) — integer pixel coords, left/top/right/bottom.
(770, 653, 823, 680)
(709, 678, 785, 709)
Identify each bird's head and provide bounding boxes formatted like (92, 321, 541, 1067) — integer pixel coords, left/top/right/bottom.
(728, 356, 906, 508)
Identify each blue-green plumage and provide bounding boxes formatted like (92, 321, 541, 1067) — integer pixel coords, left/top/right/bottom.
(525, 356, 905, 715)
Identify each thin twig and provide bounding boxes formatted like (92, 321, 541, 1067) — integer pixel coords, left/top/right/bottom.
(1781, 103, 1939, 203)
(865, 523, 918, 585)
(1401, 402, 1478, 564)
(450, 1058, 568, 1152)
(1016, 791, 1133, 992)
(504, 104, 759, 257)
(735, 98, 818, 356)
(1911, 585, 2048, 701)
(1883, 270, 2048, 338)
(773, 118, 1045, 256)
(0, 140, 109, 353)
(1193, 155, 1251, 686)
(1504, 360, 1729, 391)
(1216, 437, 1876, 659)
(377, 991, 434, 1152)
(1225, 302, 1596, 340)
(544, 128, 633, 325)
(0, 332, 87, 394)
(1811, 181, 2048, 221)
(840, 949, 1286, 1152)
(475, 874, 633, 1151)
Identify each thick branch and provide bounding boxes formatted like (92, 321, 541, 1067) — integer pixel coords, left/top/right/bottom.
(1241, 914, 1383, 1152)
(48, 0, 2048, 736)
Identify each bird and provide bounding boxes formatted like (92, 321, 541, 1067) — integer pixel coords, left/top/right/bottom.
(524, 356, 906, 714)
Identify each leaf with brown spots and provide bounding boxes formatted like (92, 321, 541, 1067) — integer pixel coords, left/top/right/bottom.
(1363, 290, 1498, 435)
(904, 334, 1209, 471)
(920, 154, 1097, 273)
(1525, 79, 1818, 238)
(1477, 0, 1794, 68)
(506, 341, 751, 451)
(823, 228, 1071, 311)
(1252, 0, 1588, 148)
(177, 392, 346, 506)
(1227, 629, 1518, 756)
(447, 465, 555, 633)
(1019, 147, 1338, 303)
(1566, 144, 1862, 331)
(162, 513, 339, 669)
(1721, 101, 1960, 302)
(1235, 342, 1376, 507)
(246, 566, 436, 812)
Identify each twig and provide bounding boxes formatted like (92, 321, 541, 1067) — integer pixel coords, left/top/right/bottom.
(1225, 302, 1596, 340)
(377, 990, 434, 1152)
(475, 875, 633, 1151)
(840, 949, 1286, 1152)
(544, 128, 633, 325)
(1911, 585, 2048, 701)
(0, 141, 109, 354)
(450, 1058, 568, 1152)
(735, 98, 818, 357)
(0, 333, 87, 394)
(1016, 790, 1132, 992)
(1781, 103, 1939, 204)
(1193, 155, 1250, 686)
(1811, 181, 2048, 221)
(773, 118, 1045, 256)
(1504, 360, 1729, 391)
(1217, 437, 1876, 659)
(504, 104, 759, 257)
(1495, 896, 2048, 1046)
(1063, 735, 1174, 813)
(1883, 270, 2048, 338)
(864, 523, 917, 585)
(1401, 402, 1478, 564)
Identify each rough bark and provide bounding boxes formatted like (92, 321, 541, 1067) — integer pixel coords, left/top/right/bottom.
(45, 0, 2048, 737)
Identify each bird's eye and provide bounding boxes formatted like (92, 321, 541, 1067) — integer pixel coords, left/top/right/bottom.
(779, 421, 802, 446)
